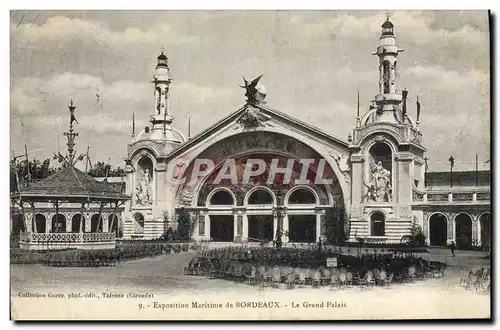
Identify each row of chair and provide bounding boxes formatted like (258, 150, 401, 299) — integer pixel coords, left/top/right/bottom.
(185, 262, 439, 290)
(459, 267, 491, 292)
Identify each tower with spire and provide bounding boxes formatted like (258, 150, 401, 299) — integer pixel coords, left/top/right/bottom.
(129, 49, 185, 150)
(347, 15, 427, 242)
(370, 14, 405, 124)
(125, 49, 186, 238)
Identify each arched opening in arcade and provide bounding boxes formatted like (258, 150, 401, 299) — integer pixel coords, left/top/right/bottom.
(71, 214, 86, 233)
(479, 212, 491, 250)
(455, 213, 473, 249)
(51, 214, 66, 233)
(428, 213, 448, 246)
(11, 213, 25, 234)
(90, 214, 103, 233)
(370, 211, 386, 237)
(287, 188, 317, 243)
(208, 190, 235, 242)
(33, 214, 46, 233)
(134, 212, 145, 234)
(247, 188, 275, 243)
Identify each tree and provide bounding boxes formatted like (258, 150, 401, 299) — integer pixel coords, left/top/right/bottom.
(10, 158, 58, 192)
(323, 207, 346, 244)
(176, 208, 192, 241)
(87, 161, 125, 177)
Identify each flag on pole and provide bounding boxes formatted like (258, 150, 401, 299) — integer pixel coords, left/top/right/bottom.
(132, 113, 135, 136)
(416, 96, 421, 122)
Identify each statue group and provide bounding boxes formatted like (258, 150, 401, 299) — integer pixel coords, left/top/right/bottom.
(364, 158, 392, 203)
(135, 168, 152, 205)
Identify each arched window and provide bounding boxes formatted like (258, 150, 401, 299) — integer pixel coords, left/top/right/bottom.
(248, 189, 274, 205)
(51, 214, 66, 233)
(383, 60, 390, 93)
(134, 213, 145, 234)
(210, 190, 235, 205)
(288, 189, 316, 204)
(156, 87, 162, 114)
(393, 61, 397, 82)
(71, 214, 85, 233)
(90, 214, 103, 233)
(370, 211, 385, 236)
(33, 214, 46, 233)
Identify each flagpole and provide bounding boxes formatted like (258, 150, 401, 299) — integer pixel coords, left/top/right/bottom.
(448, 156, 454, 188)
(402, 88, 408, 123)
(132, 113, 135, 138)
(475, 154, 478, 187)
(356, 90, 360, 127)
(85, 145, 90, 173)
(424, 157, 428, 188)
(24, 145, 31, 182)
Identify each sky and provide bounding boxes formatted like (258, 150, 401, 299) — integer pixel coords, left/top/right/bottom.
(10, 10, 490, 172)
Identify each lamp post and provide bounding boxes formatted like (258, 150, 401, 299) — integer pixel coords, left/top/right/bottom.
(274, 190, 287, 249)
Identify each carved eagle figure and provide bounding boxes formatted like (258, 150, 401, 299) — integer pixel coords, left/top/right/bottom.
(240, 75, 266, 104)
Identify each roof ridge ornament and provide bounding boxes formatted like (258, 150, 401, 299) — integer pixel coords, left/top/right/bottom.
(240, 74, 267, 105)
(63, 99, 80, 166)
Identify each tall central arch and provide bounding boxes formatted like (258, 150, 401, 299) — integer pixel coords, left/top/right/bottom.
(174, 131, 346, 243)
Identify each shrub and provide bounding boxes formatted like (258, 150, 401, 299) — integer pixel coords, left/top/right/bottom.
(172, 244, 181, 253)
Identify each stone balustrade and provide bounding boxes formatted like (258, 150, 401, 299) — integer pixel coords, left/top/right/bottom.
(18, 232, 116, 250)
(413, 189, 490, 204)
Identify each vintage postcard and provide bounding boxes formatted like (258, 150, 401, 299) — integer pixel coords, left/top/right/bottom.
(10, 10, 491, 320)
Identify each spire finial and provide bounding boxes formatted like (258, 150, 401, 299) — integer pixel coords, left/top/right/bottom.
(64, 100, 79, 165)
(161, 44, 165, 54)
(385, 11, 391, 21)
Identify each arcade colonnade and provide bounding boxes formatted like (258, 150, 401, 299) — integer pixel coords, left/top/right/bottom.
(423, 210, 491, 248)
(11, 206, 122, 235)
(129, 186, 332, 243)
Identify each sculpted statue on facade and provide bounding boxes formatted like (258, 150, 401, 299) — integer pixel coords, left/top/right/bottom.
(331, 152, 351, 183)
(364, 158, 392, 202)
(135, 168, 152, 205)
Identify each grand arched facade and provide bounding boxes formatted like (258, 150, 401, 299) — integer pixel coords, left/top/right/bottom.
(120, 37, 490, 245)
(170, 131, 347, 243)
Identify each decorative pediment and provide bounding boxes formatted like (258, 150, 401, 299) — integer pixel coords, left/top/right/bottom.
(235, 105, 274, 129)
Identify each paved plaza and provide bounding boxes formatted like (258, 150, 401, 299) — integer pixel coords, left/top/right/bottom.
(10, 248, 490, 320)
